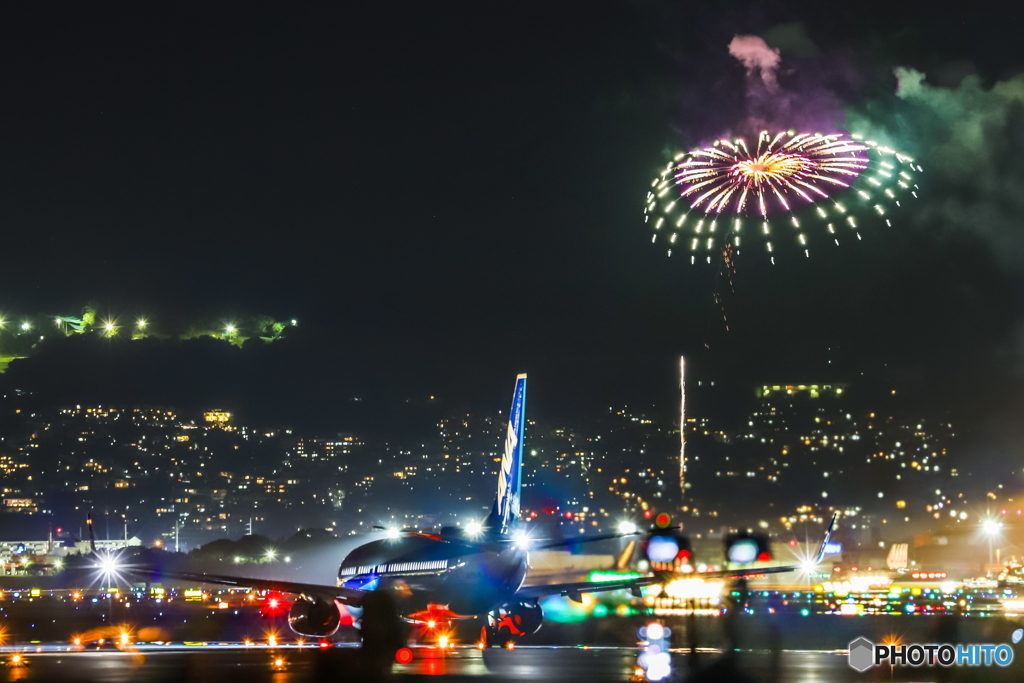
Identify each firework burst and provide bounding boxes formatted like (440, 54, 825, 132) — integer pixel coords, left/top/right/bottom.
(645, 130, 922, 264)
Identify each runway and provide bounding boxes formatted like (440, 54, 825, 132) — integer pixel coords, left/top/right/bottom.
(0, 644, 1001, 683)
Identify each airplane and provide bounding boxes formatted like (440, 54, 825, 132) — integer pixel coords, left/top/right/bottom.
(131, 373, 837, 647)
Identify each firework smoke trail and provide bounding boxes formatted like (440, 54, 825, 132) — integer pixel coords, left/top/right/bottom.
(646, 130, 922, 263)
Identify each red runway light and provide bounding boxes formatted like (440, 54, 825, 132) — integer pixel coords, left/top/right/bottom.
(757, 552, 771, 562)
(833, 567, 841, 573)
(643, 510, 652, 519)
(395, 648, 414, 664)
(319, 641, 329, 649)
(788, 539, 797, 547)
(565, 512, 573, 519)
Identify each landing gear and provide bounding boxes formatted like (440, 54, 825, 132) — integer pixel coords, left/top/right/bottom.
(485, 601, 541, 645)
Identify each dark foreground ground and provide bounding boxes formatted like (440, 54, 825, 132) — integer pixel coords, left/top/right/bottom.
(0, 596, 1021, 681)
(0, 644, 1020, 683)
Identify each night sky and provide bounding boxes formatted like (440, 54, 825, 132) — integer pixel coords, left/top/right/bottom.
(1, 3, 1023, 436)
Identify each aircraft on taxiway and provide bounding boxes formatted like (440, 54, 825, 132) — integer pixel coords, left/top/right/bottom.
(118, 374, 835, 647)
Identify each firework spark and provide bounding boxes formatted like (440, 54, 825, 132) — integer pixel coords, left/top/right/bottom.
(645, 130, 921, 263)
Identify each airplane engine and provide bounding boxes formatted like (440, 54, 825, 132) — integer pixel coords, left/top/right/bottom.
(487, 601, 543, 639)
(288, 597, 343, 638)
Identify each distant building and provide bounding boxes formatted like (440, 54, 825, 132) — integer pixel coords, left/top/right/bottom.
(3, 498, 38, 514)
(0, 535, 139, 564)
(203, 409, 232, 427)
(757, 383, 849, 399)
(72, 536, 142, 555)
(286, 433, 363, 460)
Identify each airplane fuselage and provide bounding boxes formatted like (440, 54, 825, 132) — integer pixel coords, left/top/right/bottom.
(338, 536, 529, 616)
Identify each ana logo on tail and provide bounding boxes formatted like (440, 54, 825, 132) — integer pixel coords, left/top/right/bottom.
(496, 375, 526, 533)
(497, 422, 517, 519)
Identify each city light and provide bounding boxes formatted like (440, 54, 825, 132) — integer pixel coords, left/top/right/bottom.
(465, 521, 482, 536)
(265, 549, 276, 561)
(618, 521, 637, 535)
(21, 322, 30, 331)
(387, 528, 400, 539)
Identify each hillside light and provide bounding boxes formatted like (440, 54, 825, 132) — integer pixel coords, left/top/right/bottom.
(291, 319, 297, 326)
(984, 518, 1002, 567)
(105, 323, 115, 332)
(21, 322, 30, 331)
(266, 549, 276, 560)
(137, 319, 147, 329)
(226, 325, 236, 334)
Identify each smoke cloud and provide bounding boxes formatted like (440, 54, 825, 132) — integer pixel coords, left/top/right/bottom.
(721, 32, 848, 136)
(849, 68, 1024, 269)
(728, 35, 781, 91)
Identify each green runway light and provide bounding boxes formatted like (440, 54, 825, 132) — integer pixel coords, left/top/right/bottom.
(587, 571, 641, 583)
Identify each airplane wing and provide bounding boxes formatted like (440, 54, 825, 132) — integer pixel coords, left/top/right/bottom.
(514, 567, 792, 602)
(516, 513, 839, 602)
(131, 567, 366, 606)
(530, 530, 642, 551)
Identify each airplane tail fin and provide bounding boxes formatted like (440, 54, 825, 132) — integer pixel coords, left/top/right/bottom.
(813, 513, 839, 565)
(483, 374, 527, 536)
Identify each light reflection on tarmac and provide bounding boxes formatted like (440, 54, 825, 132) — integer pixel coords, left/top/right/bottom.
(0, 645, 895, 682)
